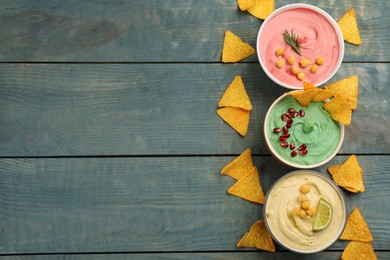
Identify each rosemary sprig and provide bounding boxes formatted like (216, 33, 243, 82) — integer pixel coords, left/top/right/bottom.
(283, 29, 301, 55)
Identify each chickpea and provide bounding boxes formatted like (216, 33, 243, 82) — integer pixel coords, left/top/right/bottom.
(310, 64, 318, 73)
(296, 72, 305, 81)
(299, 209, 306, 219)
(291, 66, 300, 75)
(300, 58, 311, 68)
(306, 207, 317, 217)
(292, 207, 301, 217)
(275, 48, 284, 56)
(287, 55, 296, 65)
(276, 59, 284, 68)
(316, 57, 325, 65)
(298, 194, 307, 202)
(301, 200, 311, 210)
(300, 184, 310, 194)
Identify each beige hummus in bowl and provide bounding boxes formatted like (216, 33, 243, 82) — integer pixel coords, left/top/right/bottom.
(264, 170, 346, 253)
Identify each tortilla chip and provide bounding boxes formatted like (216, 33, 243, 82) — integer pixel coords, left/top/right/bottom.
(222, 31, 255, 63)
(328, 163, 359, 192)
(217, 107, 250, 136)
(287, 88, 334, 107)
(344, 187, 359, 193)
(287, 90, 312, 107)
(237, 0, 256, 11)
(327, 165, 341, 176)
(302, 82, 336, 102)
(324, 75, 359, 110)
(342, 241, 377, 260)
(323, 95, 353, 126)
(228, 166, 265, 204)
(331, 155, 365, 192)
(247, 0, 274, 20)
(237, 220, 276, 252)
(340, 208, 373, 242)
(303, 81, 317, 91)
(218, 76, 252, 110)
(221, 148, 254, 180)
(312, 89, 335, 102)
(338, 8, 362, 46)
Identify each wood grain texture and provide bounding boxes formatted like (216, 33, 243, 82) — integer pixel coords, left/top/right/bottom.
(1, 1, 389, 258)
(2, 252, 390, 259)
(0, 63, 387, 156)
(0, 155, 389, 254)
(0, 0, 387, 62)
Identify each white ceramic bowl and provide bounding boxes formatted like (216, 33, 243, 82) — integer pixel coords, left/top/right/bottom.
(263, 170, 346, 254)
(257, 4, 344, 90)
(263, 93, 344, 169)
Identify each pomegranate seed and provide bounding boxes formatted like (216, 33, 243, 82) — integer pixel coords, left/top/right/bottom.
(283, 126, 288, 133)
(293, 111, 299, 118)
(291, 150, 298, 157)
(281, 142, 288, 148)
(290, 142, 295, 150)
(288, 108, 296, 114)
(279, 136, 287, 142)
(298, 144, 307, 151)
(281, 114, 288, 122)
(286, 123, 293, 129)
(299, 109, 305, 117)
(285, 112, 292, 118)
(287, 119, 293, 125)
(300, 150, 308, 155)
(273, 127, 281, 133)
(282, 133, 290, 138)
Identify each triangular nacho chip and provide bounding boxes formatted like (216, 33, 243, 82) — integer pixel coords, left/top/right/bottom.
(344, 187, 359, 193)
(340, 208, 373, 242)
(338, 8, 362, 46)
(329, 162, 360, 192)
(237, 220, 276, 252)
(228, 166, 265, 204)
(342, 241, 377, 260)
(247, 0, 275, 20)
(327, 164, 341, 176)
(303, 81, 317, 91)
(217, 107, 250, 136)
(237, 0, 256, 11)
(222, 31, 255, 63)
(323, 95, 353, 126)
(287, 90, 312, 107)
(218, 75, 252, 110)
(287, 88, 335, 107)
(221, 148, 254, 180)
(331, 155, 365, 192)
(324, 75, 359, 110)
(312, 90, 335, 103)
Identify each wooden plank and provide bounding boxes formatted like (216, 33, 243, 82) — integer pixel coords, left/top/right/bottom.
(2, 252, 390, 260)
(0, 155, 388, 253)
(0, 0, 387, 62)
(0, 63, 387, 156)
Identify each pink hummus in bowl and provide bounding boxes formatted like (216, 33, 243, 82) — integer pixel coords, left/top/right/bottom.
(257, 4, 344, 89)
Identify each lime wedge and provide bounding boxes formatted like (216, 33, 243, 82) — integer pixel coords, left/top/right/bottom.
(313, 198, 333, 231)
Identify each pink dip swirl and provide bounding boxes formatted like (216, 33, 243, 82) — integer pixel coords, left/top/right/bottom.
(259, 8, 340, 88)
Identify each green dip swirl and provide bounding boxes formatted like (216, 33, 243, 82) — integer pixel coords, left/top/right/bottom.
(266, 95, 341, 166)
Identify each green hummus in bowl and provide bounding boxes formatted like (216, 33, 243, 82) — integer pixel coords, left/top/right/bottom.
(264, 93, 344, 168)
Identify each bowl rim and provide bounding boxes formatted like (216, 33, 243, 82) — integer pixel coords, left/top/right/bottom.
(256, 3, 345, 90)
(263, 92, 345, 169)
(263, 170, 347, 254)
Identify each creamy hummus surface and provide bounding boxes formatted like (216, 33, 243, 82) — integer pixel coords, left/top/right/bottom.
(265, 173, 345, 252)
(259, 8, 340, 87)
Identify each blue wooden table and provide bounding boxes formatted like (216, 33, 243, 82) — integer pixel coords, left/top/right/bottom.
(0, 1, 389, 259)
